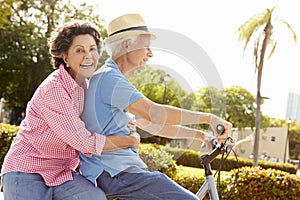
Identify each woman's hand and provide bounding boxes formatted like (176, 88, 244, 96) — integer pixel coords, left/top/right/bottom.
(128, 117, 140, 149)
(128, 118, 137, 133)
(103, 132, 140, 152)
(128, 132, 140, 149)
(102, 118, 140, 152)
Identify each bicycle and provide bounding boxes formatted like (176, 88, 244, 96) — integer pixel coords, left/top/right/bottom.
(108, 124, 235, 200)
(196, 125, 236, 200)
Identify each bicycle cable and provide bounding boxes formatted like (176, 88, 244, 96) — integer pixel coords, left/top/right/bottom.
(213, 137, 239, 199)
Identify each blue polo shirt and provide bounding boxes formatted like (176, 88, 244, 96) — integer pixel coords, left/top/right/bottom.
(80, 59, 147, 186)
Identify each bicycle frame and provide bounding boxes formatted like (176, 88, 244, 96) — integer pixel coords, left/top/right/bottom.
(196, 174, 219, 199)
(196, 142, 225, 200)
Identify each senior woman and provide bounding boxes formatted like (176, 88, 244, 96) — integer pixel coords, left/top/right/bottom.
(0, 21, 140, 200)
(80, 14, 232, 200)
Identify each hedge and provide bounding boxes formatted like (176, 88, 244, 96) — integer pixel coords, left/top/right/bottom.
(165, 146, 297, 174)
(0, 124, 19, 167)
(1, 128, 300, 199)
(140, 143, 300, 199)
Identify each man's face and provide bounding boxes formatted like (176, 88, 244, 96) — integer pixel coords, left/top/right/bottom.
(127, 34, 153, 70)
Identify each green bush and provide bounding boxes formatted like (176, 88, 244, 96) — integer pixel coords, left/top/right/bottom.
(139, 143, 178, 178)
(2, 130, 299, 200)
(130, 144, 300, 199)
(172, 166, 300, 199)
(172, 166, 228, 199)
(222, 166, 300, 199)
(166, 147, 202, 168)
(0, 124, 19, 168)
(166, 146, 297, 174)
(172, 166, 205, 193)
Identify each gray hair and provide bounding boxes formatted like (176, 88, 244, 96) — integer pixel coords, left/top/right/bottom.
(104, 35, 139, 58)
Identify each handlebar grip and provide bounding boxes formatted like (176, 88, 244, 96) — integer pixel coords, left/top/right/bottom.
(216, 124, 225, 135)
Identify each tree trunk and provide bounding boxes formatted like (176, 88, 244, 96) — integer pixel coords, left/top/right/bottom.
(253, 91, 261, 166)
(252, 18, 272, 166)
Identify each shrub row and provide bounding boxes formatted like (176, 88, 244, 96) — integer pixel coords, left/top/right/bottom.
(139, 143, 300, 199)
(0, 124, 19, 167)
(1, 125, 296, 174)
(222, 166, 300, 199)
(173, 165, 300, 199)
(138, 143, 177, 178)
(1, 127, 300, 199)
(165, 146, 297, 174)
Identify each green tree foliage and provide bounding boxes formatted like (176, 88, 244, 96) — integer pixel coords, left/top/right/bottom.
(130, 67, 273, 144)
(224, 86, 256, 129)
(195, 86, 226, 117)
(129, 66, 196, 145)
(130, 66, 168, 104)
(130, 66, 272, 131)
(180, 92, 197, 110)
(289, 123, 300, 160)
(195, 85, 270, 130)
(0, 0, 107, 123)
(129, 66, 191, 108)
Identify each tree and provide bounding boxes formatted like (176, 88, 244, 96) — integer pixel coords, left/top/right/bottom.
(237, 6, 297, 166)
(195, 86, 226, 117)
(224, 86, 256, 129)
(0, 0, 106, 123)
(129, 66, 196, 145)
(180, 92, 197, 110)
(129, 66, 190, 108)
(196, 86, 267, 130)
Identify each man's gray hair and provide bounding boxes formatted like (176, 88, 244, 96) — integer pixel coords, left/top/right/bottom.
(104, 35, 139, 58)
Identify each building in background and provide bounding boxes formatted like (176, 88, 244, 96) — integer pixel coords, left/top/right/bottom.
(231, 127, 288, 163)
(286, 88, 300, 123)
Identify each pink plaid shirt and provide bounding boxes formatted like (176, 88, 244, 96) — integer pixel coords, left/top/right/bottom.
(1, 65, 106, 186)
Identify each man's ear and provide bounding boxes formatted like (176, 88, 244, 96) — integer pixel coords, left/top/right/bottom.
(122, 40, 130, 50)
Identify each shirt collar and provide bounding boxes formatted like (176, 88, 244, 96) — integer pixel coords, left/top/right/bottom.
(106, 59, 119, 70)
(59, 64, 87, 92)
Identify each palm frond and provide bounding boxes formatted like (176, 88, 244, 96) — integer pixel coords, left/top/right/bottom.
(267, 42, 277, 59)
(280, 19, 297, 43)
(238, 8, 273, 52)
(253, 38, 259, 72)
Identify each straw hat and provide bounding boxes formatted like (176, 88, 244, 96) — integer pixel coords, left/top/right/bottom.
(104, 13, 156, 43)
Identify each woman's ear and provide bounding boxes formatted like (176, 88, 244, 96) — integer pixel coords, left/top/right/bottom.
(62, 54, 68, 65)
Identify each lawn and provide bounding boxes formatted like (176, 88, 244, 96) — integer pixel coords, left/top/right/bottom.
(180, 165, 231, 178)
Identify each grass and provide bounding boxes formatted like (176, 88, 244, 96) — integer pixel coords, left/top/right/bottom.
(180, 165, 231, 178)
(181, 166, 204, 175)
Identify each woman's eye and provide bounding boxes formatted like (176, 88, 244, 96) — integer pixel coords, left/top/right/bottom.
(76, 49, 84, 53)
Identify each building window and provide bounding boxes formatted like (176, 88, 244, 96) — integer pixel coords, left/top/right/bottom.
(271, 136, 276, 142)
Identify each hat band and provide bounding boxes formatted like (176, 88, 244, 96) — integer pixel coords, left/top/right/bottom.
(109, 26, 149, 37)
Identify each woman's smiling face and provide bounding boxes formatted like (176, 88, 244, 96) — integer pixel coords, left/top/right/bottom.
(63, 34, 99, 83)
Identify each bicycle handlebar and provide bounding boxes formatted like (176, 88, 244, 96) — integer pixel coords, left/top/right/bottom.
(200, 142, 224, 166)
(216, 124, 225, 135)
(200, 123, 235, 176)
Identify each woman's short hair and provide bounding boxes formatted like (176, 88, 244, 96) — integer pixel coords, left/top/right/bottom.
(48, 21, 101, 69)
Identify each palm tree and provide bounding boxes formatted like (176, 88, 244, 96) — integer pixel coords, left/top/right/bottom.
(238, 6, 297, 166)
